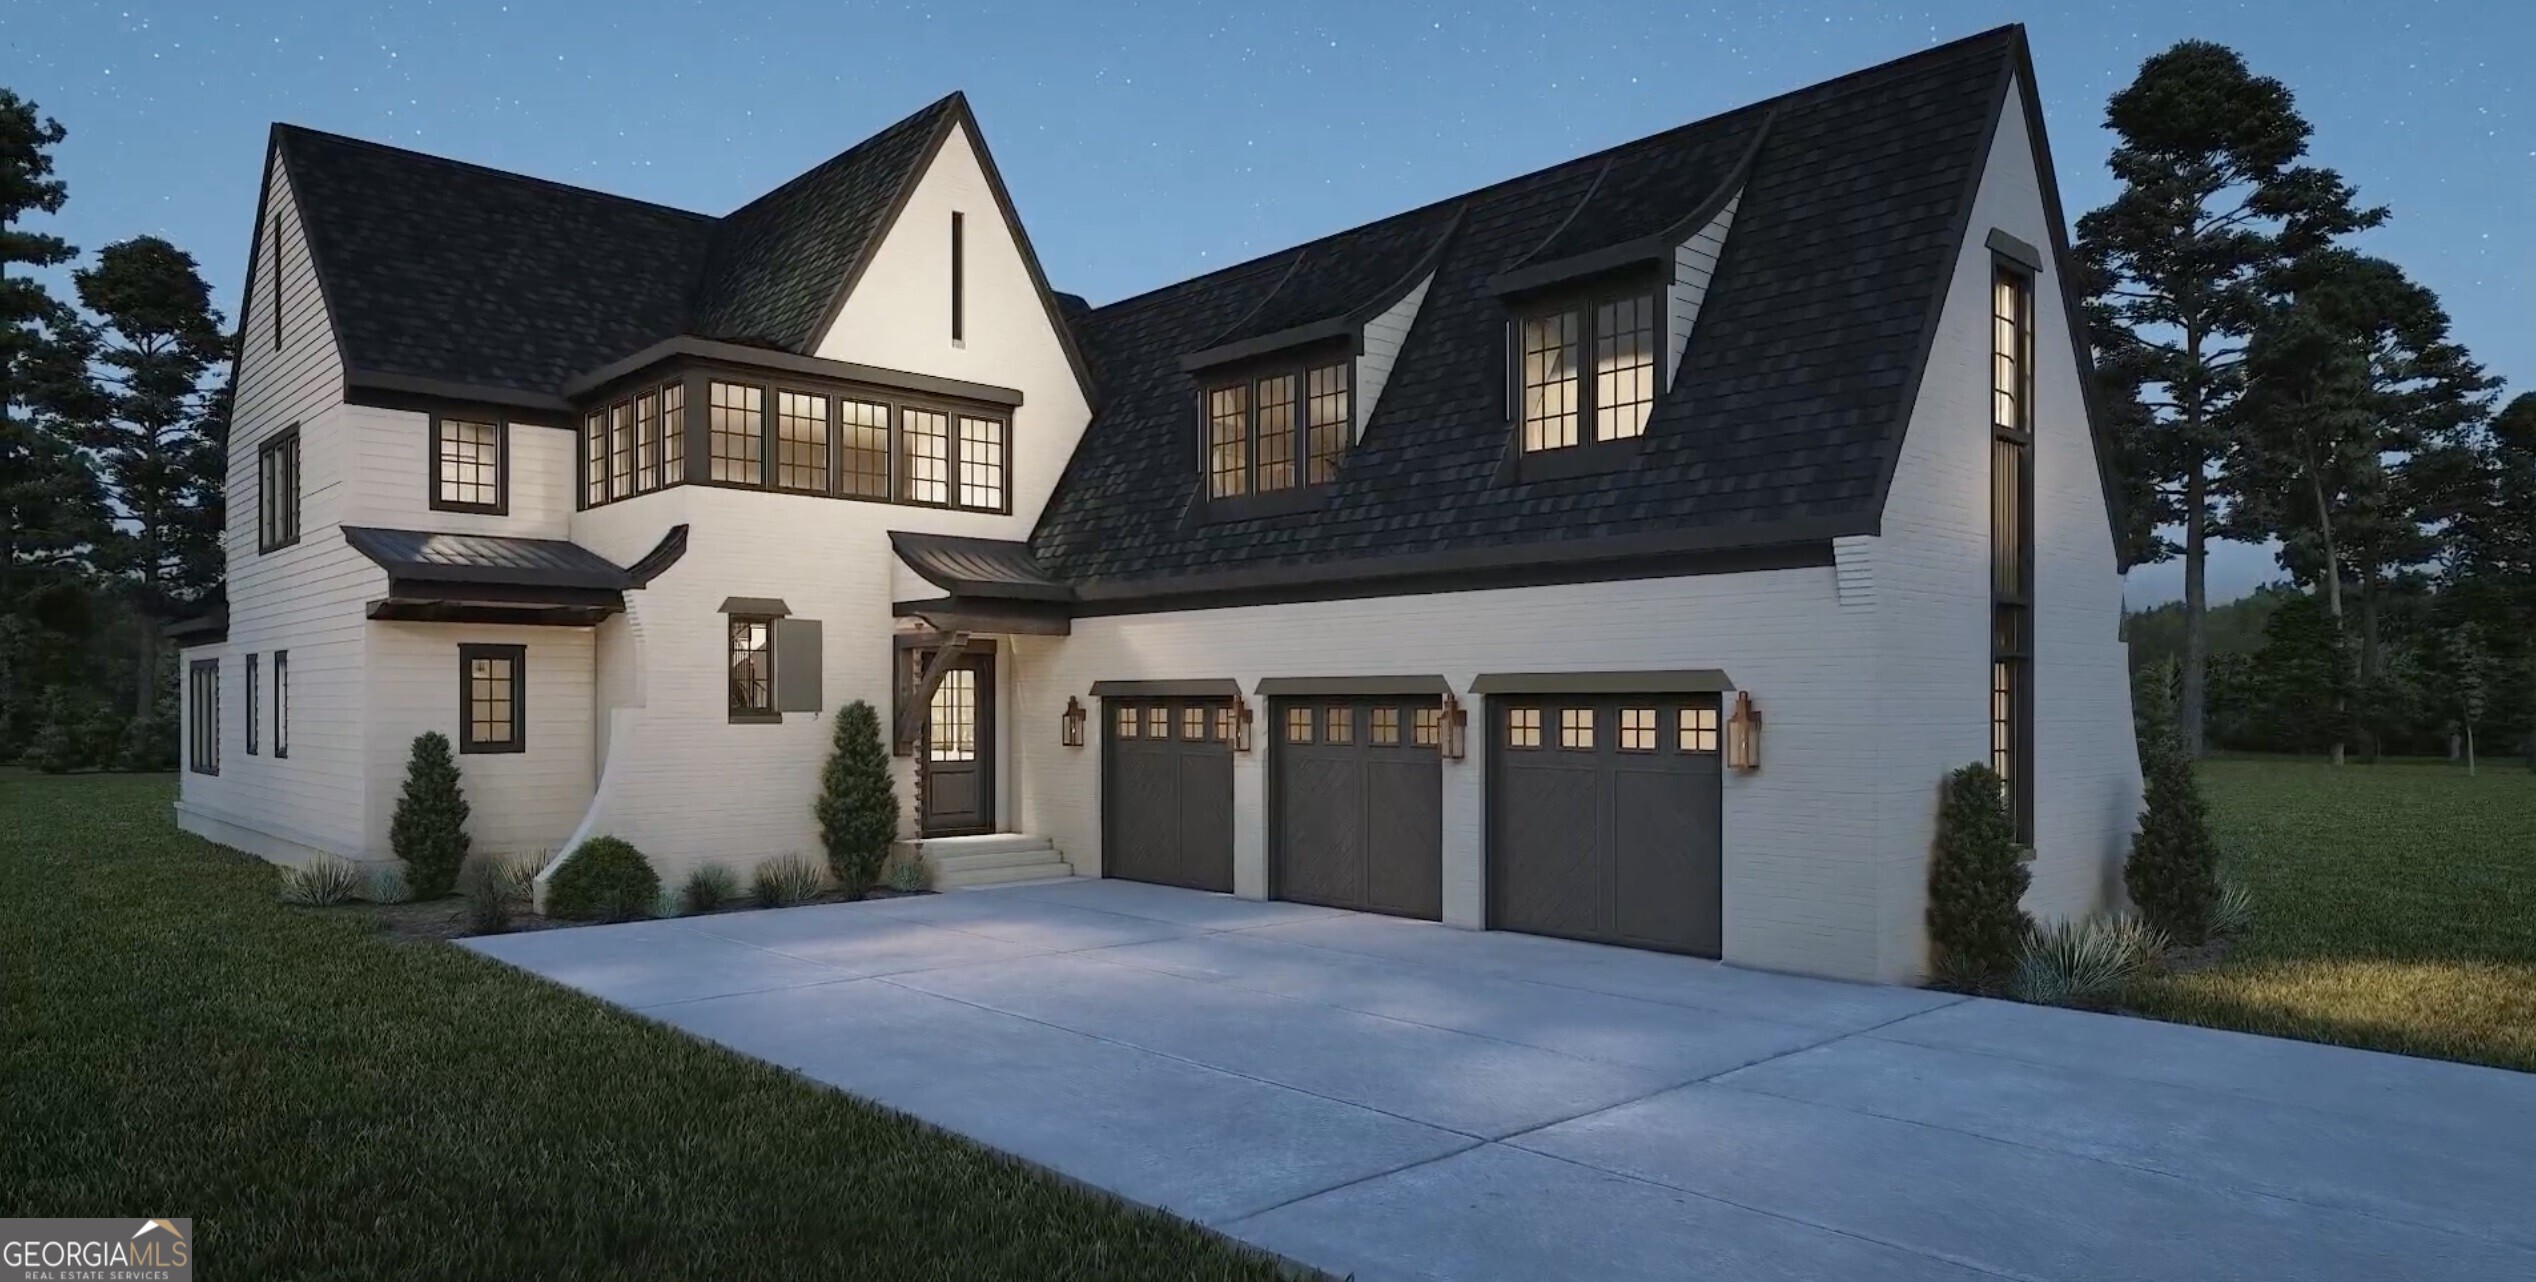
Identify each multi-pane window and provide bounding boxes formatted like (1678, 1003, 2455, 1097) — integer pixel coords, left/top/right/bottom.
(1559, 707, 1595, 750)
(728, 617, 774, 720)
(1181, 706, 1206, 741)
(1521, 289, 1659, 452)
(1990, 265, 2036, 842)
(1506, 707, 1542, 749)
(245, 653, 260, 756)
(584, 410, 609, 506)
(957, 415, 1005, 510)
(1211, 706, 1235, 742)
(1412, 706, 1442, 747)
(1285, 706, 1313, 743)
(1324, 706, 1354, 744)
(272, 649, 288, 759)
(775, 390, 830, 492)
(1619, 706, 1656, 752)
(902, 408, 951, 505)
(609, 399, 636, 498)
(840, 399, 890, 498)
(433, 418, 503, 512)
(1371, 706, 1400, 746)
(1145, 706, 1169, 738)
(459, 644, 525, 754)
(634, 392, 661, 494)
(188, 659, 218, 775)
(1679, 706, 1719, 753)
(660, 382, 685, 484)
(1115, 704, 1139, 738)
(1207, 361, 1349, 500)
(710, 381, 764, 485)
(929, 668, 977, 761)
(257, 428, 300, 552)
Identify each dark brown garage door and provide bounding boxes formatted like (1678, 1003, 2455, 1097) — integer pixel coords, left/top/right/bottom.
(1487, 695, 1722, 956)
(1102, 697, 1235, 892)
(1270, 697, 1443, 920)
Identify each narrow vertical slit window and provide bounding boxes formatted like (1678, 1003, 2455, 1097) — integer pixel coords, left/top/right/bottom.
(950, 210, 965, 342)
(188, 659, 219, 775)
(1305, 361, 1350, 484)
(1207, 384, 1249, 498)
(956, 415, 1005, 510)
(709, 381, 764, 485)
(270, 216, 283, 350)
(901, 407, 950, 504)
(1989, 264, 2036, 843)
(775, 390, 830, 493)
(257, 427, 300, 551)
(245, 653, 260, 756)
(272, 649, 289, 759)
(584, 411, 609, 505)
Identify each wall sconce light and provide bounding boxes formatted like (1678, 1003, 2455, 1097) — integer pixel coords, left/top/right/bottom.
(1440, 691, 1467, 761)
(1726, 690, 1763, 772)
(1231, 693, 1254, 753)
(1060, 695, 1086, 748)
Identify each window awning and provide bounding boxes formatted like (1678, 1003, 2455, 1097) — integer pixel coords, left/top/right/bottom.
(344, 524, 688, 625)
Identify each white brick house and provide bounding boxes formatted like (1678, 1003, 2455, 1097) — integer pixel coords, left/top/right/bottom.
(173, 25, 2138, 984)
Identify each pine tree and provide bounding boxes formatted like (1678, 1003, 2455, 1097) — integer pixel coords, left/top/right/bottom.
(814, 700, 898, 899)
(2127, 729, 2221, 944)
(391, 731, 472, 898)
(1927, 763, 2032, 984)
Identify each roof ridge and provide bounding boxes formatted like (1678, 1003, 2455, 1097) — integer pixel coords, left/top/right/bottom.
(1084, 24, 2020, 317)
(271, 123, 718, 224)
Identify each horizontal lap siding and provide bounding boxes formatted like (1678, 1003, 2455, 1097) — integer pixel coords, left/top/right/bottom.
(365, 622, 594, 858)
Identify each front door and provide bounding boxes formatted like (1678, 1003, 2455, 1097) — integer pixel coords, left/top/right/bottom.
(919, 651, 995, 835)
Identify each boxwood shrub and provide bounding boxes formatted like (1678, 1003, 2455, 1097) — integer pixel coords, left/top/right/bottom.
(544, 836, 660, 923)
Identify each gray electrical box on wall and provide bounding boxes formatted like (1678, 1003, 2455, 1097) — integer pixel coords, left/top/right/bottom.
(775, 617, 823, 712)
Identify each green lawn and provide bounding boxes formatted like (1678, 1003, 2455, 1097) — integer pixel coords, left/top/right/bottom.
(0, 772, 1288, 1280)
(2125, 757, 2536, 1073)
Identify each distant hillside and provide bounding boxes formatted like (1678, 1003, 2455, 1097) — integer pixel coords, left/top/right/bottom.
(2121, 588, 2294, 673)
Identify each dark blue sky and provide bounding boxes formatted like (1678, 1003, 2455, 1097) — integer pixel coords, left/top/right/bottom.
(9, 1, 2526, 604)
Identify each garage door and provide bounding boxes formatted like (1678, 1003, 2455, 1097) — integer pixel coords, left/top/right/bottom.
(1270, 697, 1442, 919)
(1487, 695, 1722, 956)
(1102, 697, 1235, 892)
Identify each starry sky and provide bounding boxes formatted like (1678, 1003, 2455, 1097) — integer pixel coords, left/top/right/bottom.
(7, 0, 2526, 605)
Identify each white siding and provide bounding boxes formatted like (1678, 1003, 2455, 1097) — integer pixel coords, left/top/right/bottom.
(364, 622, 594, 860)
(348, 404, 576, 540)
(1665, 190, 1738, 387)
(1354, 272, 1432, 439)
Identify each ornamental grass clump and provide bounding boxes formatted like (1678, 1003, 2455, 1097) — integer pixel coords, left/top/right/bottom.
(1927, 762, 2032, 987)
(544, 836, 660, 923)
(2010, 913, 2169, 1006)
(680, 863, 743, 916)
(751, 853, 826, 908)
(277, 856, 365, 907)
(457, 854, 513, 936)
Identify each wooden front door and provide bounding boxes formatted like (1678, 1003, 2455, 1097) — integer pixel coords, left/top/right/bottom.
(919, 651, 995, 835)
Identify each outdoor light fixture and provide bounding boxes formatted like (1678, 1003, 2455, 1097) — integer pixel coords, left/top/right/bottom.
(1060, 695, 1086, 747)
(1440, 691, 1467, 761)
(1231, 693, 1254, 752)
(1726, 689, 1763, 772)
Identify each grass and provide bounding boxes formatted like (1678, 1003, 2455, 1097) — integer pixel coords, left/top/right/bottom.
(2124, 756, 2536, 1073)
(0, 772, 1289, 1279)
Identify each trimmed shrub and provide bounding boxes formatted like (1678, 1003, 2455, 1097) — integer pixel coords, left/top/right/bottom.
(278, 856, 366, 907)
(680, 864, 743, 916)
(457, 854, 513, 935)
(390, 732, 471, 898)
(1927, 762, 2032, 985)
(2009, 913, 2168, 1006)
(2127, 729, 2221, 945)
(545, 837, 659, 923)
(751, 853, 826, 908)
(884, 848, 932, 894)
(814, 700, 898, 901)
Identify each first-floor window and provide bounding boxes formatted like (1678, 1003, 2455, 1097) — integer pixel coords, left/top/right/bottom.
(728, 616, 775, 721)
(245, 653, 260, 755)
(188, 659, 219, 775)
(273, 650, 289, 759)
(459, 644, 525, 754)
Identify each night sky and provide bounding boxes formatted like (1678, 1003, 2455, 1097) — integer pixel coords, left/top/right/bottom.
(8, 1, 2526, 604)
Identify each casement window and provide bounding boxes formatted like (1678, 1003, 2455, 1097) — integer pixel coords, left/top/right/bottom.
(609, 400, 637, 498)
(775, 390, 830, 493)
(727, 615, 777, 722)
(431, 416, 505, 513)
(660, 382, 686, 485)
(956, 415, 1005, 510)
(584, 409, 609, 507)
(582, 373, 1002, 511)
(583, 380, 687, 507)
(634, 391, 661, 494)
(710, 380, 765, 485)
(1517, 288, 1657, 453)
(244, 653, 260, 756)
(1205, 359, 1350, 501)
(840, 398, 890, 498)
(1990, 264, 2036, 843)
(458, 643, 526, 754)
(188, 659, 219, 776)
(257, 427, 301, 553)
(900, 407, 951, 505)
(272, 649, 289, 759)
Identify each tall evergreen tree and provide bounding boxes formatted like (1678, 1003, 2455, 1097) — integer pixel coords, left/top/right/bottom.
(2078, 41, 2383, 756)
(814, 700, 899, 900)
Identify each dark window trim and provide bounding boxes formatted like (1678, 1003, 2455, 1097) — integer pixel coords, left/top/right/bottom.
(269, 215, 284, 351)
(579, 377, 693, 509)
(245, 652, 260, 756)
(257, 426, 302, 553)
(726, 612, 781, 724)
(1990, 259, 2037, 844)
(1198, 349, 1353, 520)
(188, 658, 219, 776)
(457, 643, 528, 754)
(770, 385, 836, 496)
(950, 210, 966, 343)
(1506, 271, 1662, 480)
(429, 414, 510, 515)
(272, 649, 289, 759)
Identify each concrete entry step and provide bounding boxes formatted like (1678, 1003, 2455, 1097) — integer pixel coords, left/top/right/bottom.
(898, 834, 1074, 890)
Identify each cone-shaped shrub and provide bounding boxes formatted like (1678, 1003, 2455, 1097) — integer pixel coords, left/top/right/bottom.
(545, 836, 660, 922)
(390, 731, 471, 897)
(1928, 762, 2031, 984)
(815, 700, 898, 900)
(2127, 730, 2220, 945)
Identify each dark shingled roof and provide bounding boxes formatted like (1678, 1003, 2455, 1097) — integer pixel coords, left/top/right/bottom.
(343, 526, 637, 591)
(1032, 27, 2076, 593)
(890, 532, 1073, 602)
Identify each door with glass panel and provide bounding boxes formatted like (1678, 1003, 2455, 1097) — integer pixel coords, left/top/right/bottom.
(919, 652, 995, 836)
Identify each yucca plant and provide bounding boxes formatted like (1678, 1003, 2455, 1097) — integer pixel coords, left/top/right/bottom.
(367, 865, 413, 905)
(751, 853, 826, 908)
(2009, 913, 2169, 1006)
(278, 856, 366, 907)
(680, 863, 743, 915)
(2209, 880, 2255, 939)
(884, 848, 933, 894)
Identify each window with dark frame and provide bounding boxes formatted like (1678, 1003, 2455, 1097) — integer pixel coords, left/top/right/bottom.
(269, 216, 283, 350)
(245, 653, 260, 756)
(956, 415, 1005, 510)
(458, 643, 525, 754)
(775, 390, 830, 493)
(1116, 704, 1140, 739)
(901, 407, 951, 504)
(660, 382, 686, 485)
(841, 398, 890, 498)
(1506, 706, 1542, 749)
(1412, 705, 1442, 747)
(188, 658, 218, 775)
(1206, 360, 1350, 501)
(1559, 707, 1594, 750)
(1990, 263, 2037, 843)
(1518, 285, 1657, 453)
(634, 391, 660, 493)
(432, 417, 503, 512)
(950, 210, 965, 342)
(727, 616, 776, 721)
(609, 399, 636, 498)
(273, 649, 288, 759)
(1284, 705, 1312, 743)
(257, 427, 300, 552)
(576, 373, 1001, 512)
(584, 409, 609, 507)
(710, 380, 764, 485)
(584, 380, 687, 507)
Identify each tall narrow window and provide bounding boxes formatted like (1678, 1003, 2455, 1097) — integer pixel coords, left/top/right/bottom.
(1520, 309, 1579, 451)
(950, 210, 965, 342)
(1253, 374, 1297, 492)
(1305, 362, 1350, 484)
(188, 658, 219, 776)
(584, 410, 609, 506)
(709, 381, 764, 485)
(459, 644, 525, 754)
(659, 381, 686, 486)
(1520, 287, 1658, 452)
(728, 616, 776, 721)
(634, 392, 660, 493)
(269, 216, 284, 350)
(245, 653, 260, 756)
(775, 390, 830, 492)
(257, 427, 300, 552)
(1593, 295, 1656, 440)
(1990, 264, 2036, 843)
(432, 417, 504, 513)
(840, 399, 890, 498)
(956, 415, 1005, 510)
(1207, 384, 1249, 498)
(609, 399, 636, 498)
(901, 408, 950, 505)
(272, 649, 289, 759)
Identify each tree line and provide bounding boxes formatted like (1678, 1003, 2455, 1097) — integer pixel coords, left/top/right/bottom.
(2083, 42, 2532, 767)
(3, 88, 229, 770)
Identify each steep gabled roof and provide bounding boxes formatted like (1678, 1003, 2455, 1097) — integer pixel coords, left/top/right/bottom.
(1032, 26, 2068, 597)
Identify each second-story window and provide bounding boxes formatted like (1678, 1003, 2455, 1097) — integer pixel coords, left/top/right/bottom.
(258, 426, 300, 552)
(609, 400, 636, 498)
(431, 416, 504, 513)
(957, 415, 1004, 510)
(901, 408, 951, 505)
(841, 398, 890, 498)
(710, 380, 764, 485)
(1519, 287, 1657, 453)
(584, 379, 691, 507)
(1206, 360, 1350, 501)
(1990, 264, 2037, 843)
(776, 391, 830, 493)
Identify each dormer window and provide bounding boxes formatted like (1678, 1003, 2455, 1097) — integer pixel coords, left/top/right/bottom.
(1519, 288, 1657, 453)
(1205, 359, 1350, 504)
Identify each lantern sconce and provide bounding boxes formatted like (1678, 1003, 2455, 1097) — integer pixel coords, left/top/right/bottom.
(1726, 689, 1763, 772)
(1231, 692, 1254, 753)
(1440, 691, 1468, 761)
(1060, 695, 1086, 748)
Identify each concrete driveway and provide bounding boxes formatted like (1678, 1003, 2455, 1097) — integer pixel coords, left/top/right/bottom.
(464, 879, 2536, 1281)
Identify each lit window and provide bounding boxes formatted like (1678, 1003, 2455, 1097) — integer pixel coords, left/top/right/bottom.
(1522, 290, 1659, 452)
(584, 410, 608, 506)
(1593, 295, 1656, 440)
(1254, 374, 1296, 492)
(1116, 704, 1139, 739)
(727, 617, 773, 719)
(1520, 309, 1579, 452)
(1207, 384, 1249, 499)
(660, 382, 686, 485)
(258, 428, 300, 552)
(1412, 706, 1442, 747)
(1182, 706, 1205, 740)
(1306, 362, 1350, 484)
(610, 399, 636, 498)
(1506, 707, 1541, 749)
(1619, 707, 1656, 752)
(1211, 706, 1235, 741)
(1371, 707, 1400, 746)
(1208, 362, 1350, 500)
(776, 390, 829, 492)
(460, 644, 525, 753)
(1146, 705, 1169, 738)
(1559, 708, 1594, 750)
(710, 381, 763, 485)
(1679, 706, 1719, 753)
(1991, 264, 2035, 842)
(1324, 706, 1353, 744)
(434, 418, 502, 511)
(901, 408, 950, 504)
(957, 415, 1005, 510)
(634, 393, 660, 493)
(841, 399, 889, 498)
(1285, 706, 1313, 743)
(928, 668, 977, 762)
(1992, 662, 2015, 787)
